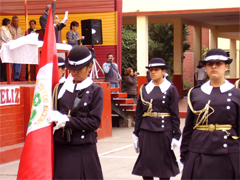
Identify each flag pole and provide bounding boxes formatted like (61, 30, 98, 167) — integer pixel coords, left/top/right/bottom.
(25, 0, 31, 83)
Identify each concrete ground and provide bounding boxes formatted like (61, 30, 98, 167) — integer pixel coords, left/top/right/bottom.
(0, 119, 185, 180)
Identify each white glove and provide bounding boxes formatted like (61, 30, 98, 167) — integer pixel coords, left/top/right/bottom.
(47, 110, 69, 132)
(61, 11, 68, 24)
(171, 138, 181, 151)
(132, 133, 140, 153)
(177, 159, 184, 172)
(180, 161, 184, 172)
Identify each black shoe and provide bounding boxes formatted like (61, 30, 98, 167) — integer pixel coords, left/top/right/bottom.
(14, 78, 23, 81)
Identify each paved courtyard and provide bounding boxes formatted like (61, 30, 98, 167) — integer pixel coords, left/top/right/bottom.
(0, 119, 185, 180)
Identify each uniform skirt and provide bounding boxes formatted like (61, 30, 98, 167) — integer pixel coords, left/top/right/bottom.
(53, 141, 103, 180)
(132, 129, 179, 178)
(182, 152, 239, 180)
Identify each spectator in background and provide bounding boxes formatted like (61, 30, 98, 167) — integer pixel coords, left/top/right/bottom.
(125, 67, 138, 103)
(0, 18, 12, 82)
(195, 60, 207, 85)
(40, 5, 52, 35)
(146, 70, 151, 82)
(25, 20, 38, 80)
(26, 20, 37, 34)
(40, 4, 67, 42)
(66, 21, 84, 48)
(9, 15, 23, 81)
(103, 53, 122, 88)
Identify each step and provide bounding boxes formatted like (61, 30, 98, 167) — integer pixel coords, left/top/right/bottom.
(125, 109, 136, 115)
(110, 88, 120, 92)
(111, 93, 127, 98)
(119, 104, 136, 109)
(112, 98, 134, 104)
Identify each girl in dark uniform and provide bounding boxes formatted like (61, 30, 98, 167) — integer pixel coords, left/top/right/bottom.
(48, 46, 103, 179)
(180, 48, 240, 179)
(132, 58, 181, 180)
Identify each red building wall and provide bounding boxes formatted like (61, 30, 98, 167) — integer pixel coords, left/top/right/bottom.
(183, 26, 209, 86)
(0, 83, 112, 164)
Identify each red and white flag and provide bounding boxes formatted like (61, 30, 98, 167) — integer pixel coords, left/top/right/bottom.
(17, 0, 59, 179)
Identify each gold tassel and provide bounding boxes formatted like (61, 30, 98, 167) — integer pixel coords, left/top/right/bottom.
(139, 85, 154, 117)
(188, 88, 214, 129)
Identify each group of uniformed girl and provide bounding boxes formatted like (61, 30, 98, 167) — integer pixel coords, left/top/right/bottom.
(48, 46, 239, 180)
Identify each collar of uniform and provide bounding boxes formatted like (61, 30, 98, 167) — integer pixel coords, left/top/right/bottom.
(201, 79, 234, 95)
(75, 77, 93, 90)
(59, 77, 66, 83)
(146, 78, 171, 94)
(58, 74, 93, 99)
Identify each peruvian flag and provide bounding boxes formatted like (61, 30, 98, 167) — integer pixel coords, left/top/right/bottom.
(17, 0, 59, 179)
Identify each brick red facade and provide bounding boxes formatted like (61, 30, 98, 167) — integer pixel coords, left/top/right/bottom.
(183, 26, 209, 85)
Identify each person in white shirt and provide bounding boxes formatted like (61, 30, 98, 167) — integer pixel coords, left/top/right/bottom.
(195, 61, 207, 85)
(0, 18, 12, 82)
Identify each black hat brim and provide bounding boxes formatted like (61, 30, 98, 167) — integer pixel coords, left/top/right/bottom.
(146, 65, 169, 70)
(65, 55, 93, 70)
(200, 59, 232, 65)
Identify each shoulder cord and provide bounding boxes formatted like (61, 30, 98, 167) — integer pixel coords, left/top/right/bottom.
(187, 87, 215, 129)
(111, 64, 122, 80)
(52, 83, 60, 110)
(139, 85, 153, 117)
(235, 79, 239, 88)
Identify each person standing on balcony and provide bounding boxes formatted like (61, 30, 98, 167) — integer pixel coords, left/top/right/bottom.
(9, 15, 23, 81)
(66, 21, 84, 48)
(103, 53, 122, 88)
(180, 48, 240, 179)
(26, 20, 37, 35)
(0, 18, 12, 82)
(40, 4, 67, 42)
(125, 67, 138, 103)
(132, 58, 181, 180)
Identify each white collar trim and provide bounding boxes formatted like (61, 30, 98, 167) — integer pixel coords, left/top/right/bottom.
(146, 78, 171, 94)
(201, 80, 234, 95)
(58, 74, 93, 99)
(59, 77, 66, 83)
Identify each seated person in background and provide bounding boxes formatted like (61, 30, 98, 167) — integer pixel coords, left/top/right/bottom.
(26, 20, 37, 34)
(66, 21, 84, 48)
(58, 56, 66, 83)
(125, 67, 138, 103)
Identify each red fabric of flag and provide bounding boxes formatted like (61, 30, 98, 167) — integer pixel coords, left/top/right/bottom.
(17, 1, 59, 179)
